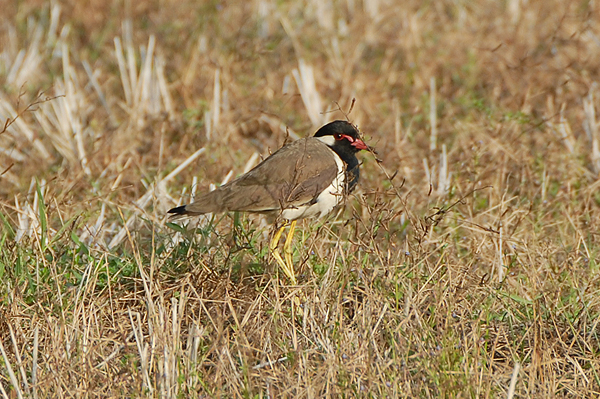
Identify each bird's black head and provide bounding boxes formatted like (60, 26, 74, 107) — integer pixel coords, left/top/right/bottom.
(313, 120, 369, 193)
(313, 120, 368, 153)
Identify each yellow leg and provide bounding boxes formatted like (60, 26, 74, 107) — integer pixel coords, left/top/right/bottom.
(269, 221, 297, 285)
(284, 220, 297, 279)
(270, 224, 286, 271)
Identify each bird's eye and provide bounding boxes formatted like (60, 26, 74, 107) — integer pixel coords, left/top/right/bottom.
(334, 133, 343, 140)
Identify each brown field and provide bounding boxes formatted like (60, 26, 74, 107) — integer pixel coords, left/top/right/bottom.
(1, 0, 600, 397)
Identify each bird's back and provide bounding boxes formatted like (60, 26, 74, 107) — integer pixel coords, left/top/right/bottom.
(178, 137, 339, 216)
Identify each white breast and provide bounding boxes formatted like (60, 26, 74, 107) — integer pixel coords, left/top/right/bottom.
(281, 146, 345, 220)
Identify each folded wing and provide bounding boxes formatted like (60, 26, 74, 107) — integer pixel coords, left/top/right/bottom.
(178, 138, 339, 215)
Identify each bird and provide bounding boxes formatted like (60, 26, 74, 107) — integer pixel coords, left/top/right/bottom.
(168, 120, 370, 284)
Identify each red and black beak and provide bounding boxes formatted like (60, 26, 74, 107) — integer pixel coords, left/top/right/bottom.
(348, 135, 376, 153)
(338, 133, 370, 151)
(351, 138, 369, 150)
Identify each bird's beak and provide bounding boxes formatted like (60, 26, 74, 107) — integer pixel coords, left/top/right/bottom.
(351, 138, 369, 151)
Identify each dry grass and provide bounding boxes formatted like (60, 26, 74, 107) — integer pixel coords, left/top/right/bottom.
(1, 0, 600, 397)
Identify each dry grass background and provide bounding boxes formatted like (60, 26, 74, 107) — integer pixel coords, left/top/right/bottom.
(1, 0, 600, 397)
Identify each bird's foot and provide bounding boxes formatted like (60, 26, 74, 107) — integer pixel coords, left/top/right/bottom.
(269, 222, 297, 285)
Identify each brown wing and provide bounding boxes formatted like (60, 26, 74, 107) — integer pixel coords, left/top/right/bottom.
(182, 138, 339, 214)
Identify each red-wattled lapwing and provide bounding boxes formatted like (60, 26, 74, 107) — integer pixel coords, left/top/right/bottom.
(168, 120, 369, 284)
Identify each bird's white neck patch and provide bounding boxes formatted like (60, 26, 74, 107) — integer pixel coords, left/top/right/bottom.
(315, 135, 336, 147)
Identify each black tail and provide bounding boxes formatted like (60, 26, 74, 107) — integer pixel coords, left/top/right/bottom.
(167, 205, 188, 215)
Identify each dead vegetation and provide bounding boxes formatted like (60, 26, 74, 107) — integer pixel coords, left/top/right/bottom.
(1, 0, 600, 397)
